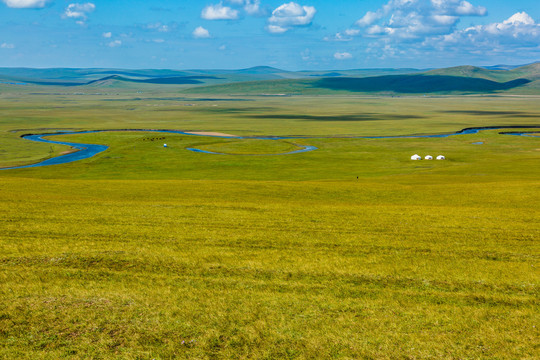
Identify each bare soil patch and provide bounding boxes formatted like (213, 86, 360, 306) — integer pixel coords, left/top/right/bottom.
(185, 131, 239, 137)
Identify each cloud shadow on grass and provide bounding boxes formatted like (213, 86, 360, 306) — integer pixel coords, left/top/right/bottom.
(438, 110, 540, 117)
(314, 75, 530, 93)
(245, 114, 426, 121)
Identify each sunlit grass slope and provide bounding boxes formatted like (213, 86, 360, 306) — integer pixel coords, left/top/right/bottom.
(2, 128, 538, 180)
(0, 90, 538, 358)
(1, 177, 538, 359)
(1, 94, 539, 169)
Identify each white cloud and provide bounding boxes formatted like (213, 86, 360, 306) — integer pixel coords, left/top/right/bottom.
(338, 0, 487, 42)
(102, 32, 112, 38)
(201, 2, 239, 20)
(503, 12, 535, 26)
(225, 0, 262, 16)
(325, 28, 361, 42)
(344, 29, 360, 36)
(323, 1, 538, 63)
(406, 11, 540, 64)
(324, 0, 540, 63)
(267, 24, 288, 34)
(267, 2, 316, 33)
(436, 12, 540, 46)
(430, 0, 486, 15)
(219, 44, 227, 50)
(432, 15, 458, 25)
(2, 0, 48, 8)
(145, 22, 172, 32)
(356, 11, 383, 27)
(455, 1, 486, 16)
(153, 39, 165, 43)
(193, 26, 211, 39)
(243, 0, 261, 15)
(64, 3, 95, 23)
(1, 43, 15, 49)
(334, 52, 353, 60)
(107, 40, 121, 48)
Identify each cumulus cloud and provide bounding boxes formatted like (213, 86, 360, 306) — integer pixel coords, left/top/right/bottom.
(334, 52, 353, 60)
(243, 0, 262, 15)
(1, 43, 15, 49)
(267, 24, 288, 34)
(357, 9, 540, 61)
(64, 3, 95, 24)
(267, 2, 316, 33)
(107, 40, 121, 48)
(454, 1, 487, 16)
(356, 11, 383, 27)
(201, 2, 239, 20)
(327, 0, 487, 42)
(501, 12, 535, 26)
(102, 32, 112, 38)
(193, 26, 211, 39)
(323, 1, 538, 63)
(2, 0, 48, 8)
(432, 11, 540, 49)
(225, 0, 262, 16)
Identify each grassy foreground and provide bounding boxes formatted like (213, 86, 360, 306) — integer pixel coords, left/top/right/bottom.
(0, 92, 538, 358)
(1, 177, 538, 359)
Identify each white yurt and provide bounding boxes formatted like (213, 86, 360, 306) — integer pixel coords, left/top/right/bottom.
(436, 155, 445, 160)
(163, 143, 168, 147)
(411, 154, 421, 160)
(425, 155, 433, 160)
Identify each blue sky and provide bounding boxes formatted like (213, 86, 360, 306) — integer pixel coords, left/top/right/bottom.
(0, 0, 538, 69)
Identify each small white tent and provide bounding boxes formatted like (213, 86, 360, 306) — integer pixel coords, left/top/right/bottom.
(436, 155, 445, 160)
(425, 155, 433, 160)
(411, 154, 421, 160)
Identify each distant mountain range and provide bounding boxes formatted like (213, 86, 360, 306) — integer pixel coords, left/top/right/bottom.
(0, 62, 538, 95)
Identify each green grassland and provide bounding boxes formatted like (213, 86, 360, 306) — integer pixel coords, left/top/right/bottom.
(2, 62, 539, 96)
(179, 62, 540, 96)
(0, 87, 539, 358)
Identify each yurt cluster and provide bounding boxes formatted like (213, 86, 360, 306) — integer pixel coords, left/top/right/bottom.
(411, 154, 445, 160)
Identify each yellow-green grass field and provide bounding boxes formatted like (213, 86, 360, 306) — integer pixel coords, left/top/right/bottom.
(0, 91, 539, 358)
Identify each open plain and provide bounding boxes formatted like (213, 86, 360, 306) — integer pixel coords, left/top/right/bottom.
(0, 88, 539, 358)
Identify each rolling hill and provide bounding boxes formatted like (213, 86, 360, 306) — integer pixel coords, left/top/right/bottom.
(424, 62, 540, 81)
(0, 62, 538, 95)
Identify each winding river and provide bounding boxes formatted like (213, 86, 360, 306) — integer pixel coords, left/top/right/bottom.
(1, 126, 538, 171)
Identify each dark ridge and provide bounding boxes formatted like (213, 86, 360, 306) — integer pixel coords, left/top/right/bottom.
(86, 75, 221, 85)
(102, 97, 252, 102)
(128, 76, 221, 84)
(237, 66, 284, 74)
(27, 80, 86, 86)
(310, 72, 343, 77)
(93, 70, 189, 77)
(25, 75, 222, 87)
(315, 75, 531, 93)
